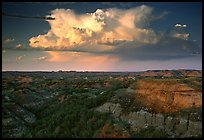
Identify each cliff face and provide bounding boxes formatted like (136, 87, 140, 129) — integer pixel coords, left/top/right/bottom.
(122, 110, 202, 138)
(136, 79, 202, 113)
(96, 102, 202, 138)
(95, 77, 202, 138)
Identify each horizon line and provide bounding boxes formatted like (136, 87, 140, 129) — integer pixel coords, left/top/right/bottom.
(2, 68, 202, 73)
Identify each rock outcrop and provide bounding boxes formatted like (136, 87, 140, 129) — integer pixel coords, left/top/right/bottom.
(95, 102, 122, 118)
(96, 103, 202, 138)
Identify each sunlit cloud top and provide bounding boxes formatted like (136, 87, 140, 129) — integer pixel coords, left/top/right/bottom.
(29, 5, 160, 50)
(28, 5, 201, 61)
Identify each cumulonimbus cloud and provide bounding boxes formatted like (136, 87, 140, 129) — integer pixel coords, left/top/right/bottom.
(28, 5, 201, 61)
(29, 5, 160, 50)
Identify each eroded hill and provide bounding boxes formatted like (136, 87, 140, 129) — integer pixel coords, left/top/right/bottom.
(2, 70, 202, 138)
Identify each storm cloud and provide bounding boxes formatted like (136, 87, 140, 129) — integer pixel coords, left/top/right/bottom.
(29, 5, 159, 49)
(28, 5, 201, 61)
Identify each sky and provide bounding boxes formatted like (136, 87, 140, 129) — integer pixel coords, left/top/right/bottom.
(2, 2, 202, 71)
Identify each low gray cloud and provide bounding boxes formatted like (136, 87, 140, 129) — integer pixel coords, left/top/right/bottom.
(4, 38, 15, 43)
(16, 55, 26, 61)
(110, 36, 201, 61)
(33, 56, 48, 61)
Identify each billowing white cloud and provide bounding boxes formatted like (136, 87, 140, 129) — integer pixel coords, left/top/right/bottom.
(175, 23, 187, 28)
(4, 38, 15, 43)
(29, 5, 161, 51)
(182, 24, 187, 27)
(175, 24, 182, 27)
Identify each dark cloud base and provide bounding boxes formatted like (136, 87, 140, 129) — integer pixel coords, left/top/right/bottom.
(112, 36, 202, 61)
